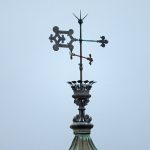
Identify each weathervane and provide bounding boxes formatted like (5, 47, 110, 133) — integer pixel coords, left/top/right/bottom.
(49, 11, 108, 81)
(49, 11, 108, 149)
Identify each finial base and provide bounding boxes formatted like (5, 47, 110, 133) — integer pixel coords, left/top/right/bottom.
(70, 122, 93, 134)
(68, 80, 96, 123)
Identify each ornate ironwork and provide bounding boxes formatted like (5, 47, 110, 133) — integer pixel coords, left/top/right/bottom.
(68, 80, 95, 123)
(49, 11, 108, 125)
(49, 12, 108, 81)
(81, 36, 108, 47)
(70, 52, 93, 65)
(49, 26, 77, 51)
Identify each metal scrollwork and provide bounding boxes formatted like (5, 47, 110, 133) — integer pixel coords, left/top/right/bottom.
(49, 26, 77, 51)
(68, 80, 95, 123)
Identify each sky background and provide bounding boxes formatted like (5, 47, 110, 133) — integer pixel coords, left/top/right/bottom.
(0, 0, 150, 150)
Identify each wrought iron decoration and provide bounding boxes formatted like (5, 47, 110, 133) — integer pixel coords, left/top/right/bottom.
(49, 11, 108, 124)
(49, 26, 77, 51)
(49, 11, 108, 81)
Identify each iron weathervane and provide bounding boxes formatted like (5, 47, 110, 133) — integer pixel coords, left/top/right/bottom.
(49, 11, 108, 81)
(49, 13, 109, 149)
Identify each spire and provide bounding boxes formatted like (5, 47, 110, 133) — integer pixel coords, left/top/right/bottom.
(49, 11, 108, 150)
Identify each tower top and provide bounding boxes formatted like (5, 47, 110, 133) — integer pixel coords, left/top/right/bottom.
(49, 11, 108, 150)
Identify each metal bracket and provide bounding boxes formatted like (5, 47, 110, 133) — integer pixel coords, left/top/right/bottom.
(70, 52, 93, 65)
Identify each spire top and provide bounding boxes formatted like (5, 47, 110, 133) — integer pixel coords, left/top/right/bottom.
(49, 11, 108, 80)
(49, 12, 108, 149)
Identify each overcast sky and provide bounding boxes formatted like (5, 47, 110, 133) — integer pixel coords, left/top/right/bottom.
(0, 0, 150, 150)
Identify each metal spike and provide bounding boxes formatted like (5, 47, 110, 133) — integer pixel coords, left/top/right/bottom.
(77, 80, 82, 84)
(72, 81, 76, 84)
(73, 13, 79, 20)
(84, 80, 89, 84)
(82, 14, 88, 20)
(89, 81, 94, 84)
(67, 81, 72, 85)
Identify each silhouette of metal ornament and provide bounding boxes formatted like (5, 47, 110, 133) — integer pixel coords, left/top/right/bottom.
(49, 12, 108, 82)
(67, 80, 96, 123)
(49, 12, 108, 150)
(98, 36, 109, 47)
(81, 36, 108, 48)
(49, 26, 77, 51)
(70, 51, 93, 65)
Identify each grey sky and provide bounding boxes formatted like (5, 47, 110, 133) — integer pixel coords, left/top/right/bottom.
(0, 0, 150, 150)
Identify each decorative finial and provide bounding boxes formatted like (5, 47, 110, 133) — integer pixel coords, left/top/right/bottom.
(49, 12, 108, 150)
(49, 11, 108, 81)
(49, 12, 108, 124)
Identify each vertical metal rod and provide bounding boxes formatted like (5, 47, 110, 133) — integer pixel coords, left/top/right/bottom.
(79, 12, 83, 81)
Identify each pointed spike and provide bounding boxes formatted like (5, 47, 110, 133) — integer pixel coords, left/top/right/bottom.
(77, 80, 82, 84)
(82, 14, 88, 20)
(67, 82, 72, 85)
(72, 81, 76, 84)
(89, 81, 94, 84)
(73, 13, 79, 20)
(89, 81, 96, 85)
(84, 80, 89, 84)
